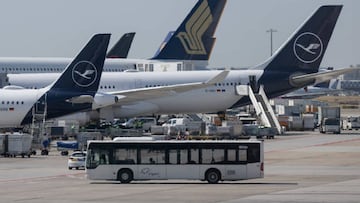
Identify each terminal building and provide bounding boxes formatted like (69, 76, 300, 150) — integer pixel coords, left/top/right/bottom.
(339, 65, 360, 93)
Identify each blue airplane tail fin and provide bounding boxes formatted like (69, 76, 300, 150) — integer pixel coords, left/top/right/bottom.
(50, 34, 110, 94)
(106, 32, 135, 58)
(257, 5, 342, 75)
(20, 34, 110, 125)
(152, 0, 226, 61)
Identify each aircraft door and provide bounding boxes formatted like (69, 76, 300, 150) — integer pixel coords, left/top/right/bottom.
(249, 75, 258, 93)
(34, 93, 47, 115)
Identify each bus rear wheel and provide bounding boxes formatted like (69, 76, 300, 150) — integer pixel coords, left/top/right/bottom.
(205, 169, 221, 184)
(118, 169, 133, 183)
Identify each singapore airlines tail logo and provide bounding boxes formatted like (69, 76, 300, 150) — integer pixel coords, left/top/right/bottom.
(176, 0, 212, 55)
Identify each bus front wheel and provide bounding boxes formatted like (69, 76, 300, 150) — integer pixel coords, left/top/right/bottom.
(118, 169, 133, 183)
(205, 169, 221, 184)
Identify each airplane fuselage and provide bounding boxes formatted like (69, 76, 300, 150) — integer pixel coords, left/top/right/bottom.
(0, 88, 45, 127)
(0, 57, 208, 73)
(5, 69, 298, 119)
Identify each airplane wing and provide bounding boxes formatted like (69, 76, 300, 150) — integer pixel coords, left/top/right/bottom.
(291, 67, 359, 86)
(108, 71, 229, 104)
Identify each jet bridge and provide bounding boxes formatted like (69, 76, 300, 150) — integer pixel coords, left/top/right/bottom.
(236, 84, 282, 135)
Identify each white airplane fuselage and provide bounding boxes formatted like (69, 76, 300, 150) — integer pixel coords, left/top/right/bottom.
(0, 57, 208, 73)
(8, 70, 264, 118)
(0, 88, 48, 127)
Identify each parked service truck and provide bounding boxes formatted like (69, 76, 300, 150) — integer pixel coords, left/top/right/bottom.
(342, 116, 360, 130)
(318, 106, 341, 134)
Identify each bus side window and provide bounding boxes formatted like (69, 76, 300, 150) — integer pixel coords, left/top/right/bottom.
(168, 149, 177, 164)
(140, 149, 165, 164)
(239, 149, 247, 162)
(247, 145, 260, 163)
(113, 148, 136, 164)
(179, 149, 187, 164)
(227, 149, 237, 163)
(89, 149, 109, 167)
(100, 154, 109, 165)
(201, 149, 225, 164)
(188, 148, 199, 164)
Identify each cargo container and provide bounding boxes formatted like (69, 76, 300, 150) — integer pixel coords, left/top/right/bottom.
(0, 133, 33, 157)
(318, 107, 341, 134)
(302, 114, 315, 131)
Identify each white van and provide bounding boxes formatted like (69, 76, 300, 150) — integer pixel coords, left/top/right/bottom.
(162, 118, 190, 127)
(162, 118, 190, 136)
(121, 117, 157, 132)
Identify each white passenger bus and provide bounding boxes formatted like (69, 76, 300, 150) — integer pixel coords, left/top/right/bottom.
(86, 140, 264, 183)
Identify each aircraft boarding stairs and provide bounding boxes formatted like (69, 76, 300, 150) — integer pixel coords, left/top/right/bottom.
(32, 98, 47, 122)
(236, 84, 282, 135)
(30, 96, 48, 152)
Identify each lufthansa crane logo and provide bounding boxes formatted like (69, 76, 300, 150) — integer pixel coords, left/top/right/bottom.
(176, 0, 212, 55)
(72, 61, 97, 87)
(293, 32, 323, 63)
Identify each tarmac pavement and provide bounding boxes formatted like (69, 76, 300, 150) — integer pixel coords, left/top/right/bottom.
(0, 131, 359, 203)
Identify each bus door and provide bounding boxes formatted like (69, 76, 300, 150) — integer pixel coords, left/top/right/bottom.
(88, 149, 113, 180)
(225, 148, 247, 180)
(138, 148, 166, 180)
(166, 148, 200, 179)
(245, 144, 262, 179)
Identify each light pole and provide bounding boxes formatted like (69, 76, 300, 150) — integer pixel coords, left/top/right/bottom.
(266, 28, 277, 56)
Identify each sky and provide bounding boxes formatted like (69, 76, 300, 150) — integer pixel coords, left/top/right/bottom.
(0, 0, 358, 69)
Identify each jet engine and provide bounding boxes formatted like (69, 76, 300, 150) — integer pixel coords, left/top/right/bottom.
(92, 93, 119, 109)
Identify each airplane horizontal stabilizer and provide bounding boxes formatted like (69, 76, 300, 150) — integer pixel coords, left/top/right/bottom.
(66, 95, 94, 104)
